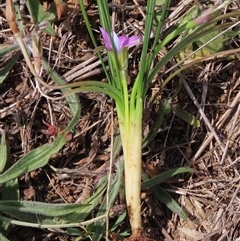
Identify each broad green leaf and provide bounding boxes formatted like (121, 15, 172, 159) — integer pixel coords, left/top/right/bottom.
(0, 199, 90, 226)
(66, 228, 83, 236)
(0, 201, 89, 217)
(0, 57, 19, 84)
(142, 167, 192, 189)
(25, 0, 56, 35)
(2, 179, 19, 201)
(0, 133, 18, 236)
(173, 107, 200, 127)
(196, 28, 225, 54)
(176, 5, 230, 61)
(0, 133, 67, 183)
(179, 26, 226, 60)
(156, 0, 166, 4)
(0, 133, 19, 200)
(0, 132, 9, 172)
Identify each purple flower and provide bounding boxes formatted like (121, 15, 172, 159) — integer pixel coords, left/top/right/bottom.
(100, 27, 141, 53)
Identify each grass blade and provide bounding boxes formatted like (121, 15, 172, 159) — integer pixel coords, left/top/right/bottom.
(65, 176, 108, 223)
(153, 186, 187, 220)
(0, 44, 19, 57)
(0, 56, 19, 84)
(142, 172, 188, 220)
(142, 167, 193, 189)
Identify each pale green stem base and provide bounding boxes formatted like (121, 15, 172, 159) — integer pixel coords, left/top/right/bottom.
(118, 99, 143, 236)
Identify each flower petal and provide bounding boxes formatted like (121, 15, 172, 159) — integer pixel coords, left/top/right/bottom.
(118, 36, 129, 50)
(100, 27, 141, 52)
(99, 27, 112, 51)
(111, 31, 121, 52)
(125, 36, 141, 48)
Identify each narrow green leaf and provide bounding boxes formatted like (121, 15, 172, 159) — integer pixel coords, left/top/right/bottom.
(119, 231, 131, 238)
(110, 211, 127, 232)
(142, 167, 192, 189)
(13, 1, 26, 35)
(0, 57, 19, 84)
(0, 44, 19, 57)
(0, 133, 67, 183)
(138, 0, 156, 94)
(173, 107, 200, 127)
(112, 128, 122, 160)
(142, 172, 187, 220)
(148, 13, 239, 85)
(95, 0, 111, 32)
(0, 233, 9, 241)
(93, 160, 124, 241)
(153, 186, 187, 220)
(41, 60, 81, 131)
(78, 0, 111, 85)
(143, 101, 168, 147)
(65, 176, 107, 223)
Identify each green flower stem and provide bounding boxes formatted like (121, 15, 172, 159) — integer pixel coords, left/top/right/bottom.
(108, 52, 123, 90)
(119, 70, 129, 128)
